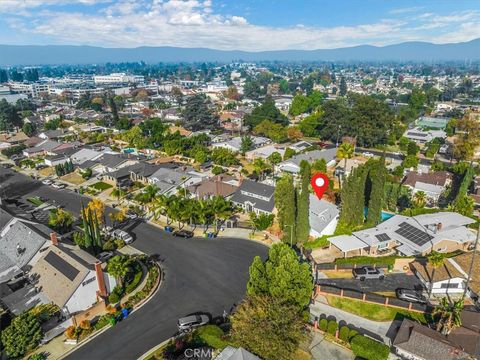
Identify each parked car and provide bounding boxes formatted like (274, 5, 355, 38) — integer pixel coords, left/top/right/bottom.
(111, 229, 134, 244)
(363, 152, 374, 158)
(173, 230, 194, 238)
(353, 266, 385, 280)
(1, 163, 13, 169)
(98, 251, 114, 263)
(177, 314, 209, 332)
(52, 183, 66, 189)
(395, 289, 427, 304)
(42, 179, 53, 185)
(125, 211, 138, 220)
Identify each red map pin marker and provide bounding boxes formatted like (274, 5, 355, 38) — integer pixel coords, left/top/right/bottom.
(311, 173, 329, 200)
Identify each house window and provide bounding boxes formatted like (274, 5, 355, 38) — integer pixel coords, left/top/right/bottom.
(377, 242, 389, 250)
(440, 283, 459, 289)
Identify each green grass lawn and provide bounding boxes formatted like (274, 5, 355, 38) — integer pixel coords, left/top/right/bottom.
(90, 181, 113, 191)
(326, 295, 429, 323)
(304, 236, 330, 250)
(27, 197, 44, 206)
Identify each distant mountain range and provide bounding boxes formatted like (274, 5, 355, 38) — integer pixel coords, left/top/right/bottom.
(1, 39, 479, 66)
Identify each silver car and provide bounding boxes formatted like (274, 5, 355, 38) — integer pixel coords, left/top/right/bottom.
(177, 314, 209, 332)
(111, 229, 133, 244)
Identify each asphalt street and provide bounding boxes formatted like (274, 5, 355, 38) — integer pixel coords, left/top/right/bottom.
(0, 168, 268, 360)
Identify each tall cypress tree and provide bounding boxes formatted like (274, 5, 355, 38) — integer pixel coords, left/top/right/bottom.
(338, 164, 367, 231)
(295, 161, 311, 244)
(366, 158, 386, 226)
(274, 175, 296, 243)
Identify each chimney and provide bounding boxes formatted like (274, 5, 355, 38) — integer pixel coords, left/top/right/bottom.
(437, 222, 443, 232)
(95, 262, 108, 298)
(50, 232, 58, 246)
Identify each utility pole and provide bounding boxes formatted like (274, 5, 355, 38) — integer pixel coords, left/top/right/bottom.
(463, 222, 480, 299)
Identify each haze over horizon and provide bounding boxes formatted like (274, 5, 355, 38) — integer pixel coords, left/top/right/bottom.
(0, 0, 479, 51)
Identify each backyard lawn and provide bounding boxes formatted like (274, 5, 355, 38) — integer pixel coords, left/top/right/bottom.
(61, 172, 86, 185)
(325, 295, 429, 324)
(27, 197, 44, 206)
(90, 181, 113, 191)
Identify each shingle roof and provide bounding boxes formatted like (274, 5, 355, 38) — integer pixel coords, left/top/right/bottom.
(215, 346, 261, 360)
(403, 171, 452, 188)
(309, 195, 338, 236)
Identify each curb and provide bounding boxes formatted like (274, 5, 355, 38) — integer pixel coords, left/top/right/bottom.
(58, 262, 163, 359)
(137, 336, 174, 360)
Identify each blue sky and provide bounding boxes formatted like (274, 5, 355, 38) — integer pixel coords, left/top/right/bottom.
(0, 0, 479, 50)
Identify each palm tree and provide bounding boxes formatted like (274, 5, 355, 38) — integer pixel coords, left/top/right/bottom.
(337, 142, 354, 170)
(426, 251, 445, 297)
(432, 298, 464, 335)
(152, 194, 172, 225)
(210, 196, 233, 233)
(413, 191, 427, 208)
(106, 255, 133, 286)
(197, 199, 214, 233)
(253, 158, 271, 181)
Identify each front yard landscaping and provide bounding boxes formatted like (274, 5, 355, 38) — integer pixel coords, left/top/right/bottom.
(61, 172, 86, 185)
(325, 295, 429, 323)
(89, 181, 113, 191)
(27, 197, 44, 206)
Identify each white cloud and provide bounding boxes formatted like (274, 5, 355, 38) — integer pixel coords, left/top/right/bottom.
(2, 1, 480, 50)
(389, 6, 423, 15)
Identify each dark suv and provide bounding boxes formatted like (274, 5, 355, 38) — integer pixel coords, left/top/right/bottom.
(173, 230, 194, 238)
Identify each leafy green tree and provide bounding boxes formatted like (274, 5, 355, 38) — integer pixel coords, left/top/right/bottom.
(366, 158, 386, 226)
(48, 208, 74, 233)
(337, 142, 354, 169)
(267, 151, 282, 167)
(339, 76, 347, 96)
(244, 96, 288, 129)
(0, 99, 21, 131)
(312, 158, 327, 174)
(433, 298, 464, 335)
(211, 147, 239, 166)
(407, 141, 419, 156)
(295, 160, 310, 244)
(1, 312, 42, 359)
(298, 111, 322, 137)
(283, 147, 296, 160)
(249, 212, 274, 234)
(408, 87, 426, 112)
(402, 154, 419, 169)
(240, 135, 253, 155)
(274, 175, 296, 240)
(338, 165, 367, 231)
(243, 79, 264, 99)
(0, 69, 8, 83)
(183, 94, 218, 131)
(289, 93, 310, 116)
(246, 243, 313, 309)
(108, 96, 119, 124)
(106, 255, 133, 285)
(452, 195, 474, 216)
(253, 119, 288, 142)
(230, 295, 307, 360)
(22, 122, 36, 136)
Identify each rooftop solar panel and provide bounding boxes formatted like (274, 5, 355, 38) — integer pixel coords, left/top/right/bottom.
(394, 222, 433, 246)
(375, 233, 391, 242)
(44, 251, 80, 281)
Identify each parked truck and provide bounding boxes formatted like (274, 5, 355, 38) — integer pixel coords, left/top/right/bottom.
(353, 266, 385, 281)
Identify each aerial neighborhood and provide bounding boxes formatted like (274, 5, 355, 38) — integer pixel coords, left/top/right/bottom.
(1, 17, 480, 360)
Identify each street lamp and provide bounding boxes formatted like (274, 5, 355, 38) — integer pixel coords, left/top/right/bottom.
(284, 224, 294, 247)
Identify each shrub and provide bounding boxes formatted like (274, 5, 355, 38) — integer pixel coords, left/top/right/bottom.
(327, 320, 338, 335)
(339, 326, 350, 342)
(350, 335, 390, 360)
(79, 320, 90, 330)
(1, 144, 26, 157)
(125, 269, 143, 294)
(65, 326, 77, 339)
(102, 240, 115, 251)
(28, 354, 46, 360)
(114, 238, 126, 249)
(94, 314, 115, 330)
(319, 318, 328, 332)
(108, 292, 120, 304)
(194, 325, 228, 350)
(348, 329, 358, 341)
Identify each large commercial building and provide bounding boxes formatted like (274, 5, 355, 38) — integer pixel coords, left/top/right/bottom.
(93, 73, 144, 84)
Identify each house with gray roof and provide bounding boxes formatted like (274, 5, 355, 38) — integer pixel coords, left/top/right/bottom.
(212, 136, 271, 153)
(70, 147, 102, 165)
(231, 179, 275, 214)
(148, 167, 205, 196)
(309, 195, 339, 238)
(215, 346, 260, 360)
(328, 212, 475, 258)
(0, 208, 52, 283)
(403, 170, 453, 204)
(22, 139, 62, 157)
(276, 148, 337, 174)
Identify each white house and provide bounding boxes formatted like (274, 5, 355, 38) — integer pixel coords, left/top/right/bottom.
(309, 195, 339, 238)
(277, 148, 337, 174)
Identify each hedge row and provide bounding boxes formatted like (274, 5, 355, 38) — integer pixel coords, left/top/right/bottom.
(317, 318, 389, 360)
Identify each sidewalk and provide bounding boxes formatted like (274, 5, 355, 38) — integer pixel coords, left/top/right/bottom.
(310, 296, 400, 345)
(309, 332, 354, 360)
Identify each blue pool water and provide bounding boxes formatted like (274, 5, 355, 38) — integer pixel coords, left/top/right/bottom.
(364, 207, 395, 222)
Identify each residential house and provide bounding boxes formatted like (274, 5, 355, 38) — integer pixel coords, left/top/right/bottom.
(187, 175, 238, 200)
(277, 148, 337, 174)
(411, 251, 480, 300)
(38, 130, 67, 140)
(230, 179, 275, 214)
(404, 127, 446, 144)
(328, 212, 475, 258)
(403, 171, 453, 204)
(393, 314, 480, 360)
(70, 148, 102, 165)
(22, 139, 62, 158)
(147, 167, 205, 196)
(28, 241, 116, 317)
(0, 132, 29, 149)
(245, 145, 285, 161)
(104, 162, 168, 188)
(88, 153, 137, 175)
(309, 195, 339, 238)
(0, 208, 53, 284)
(44, 154, 70, 167)
(212, 136, 271, 153)
(215, 346, 261, 360)
(289, 140, 313, 153)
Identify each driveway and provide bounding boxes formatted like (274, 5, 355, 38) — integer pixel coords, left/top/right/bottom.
(0, 168, 269, 360)
(309, 332, 354, 360)
(317, 273, 424, 293)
